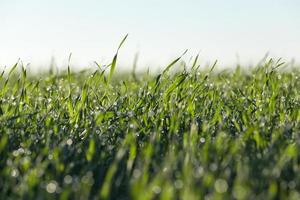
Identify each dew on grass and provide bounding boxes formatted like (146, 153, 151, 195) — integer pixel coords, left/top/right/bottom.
(152, 186, 161, 194)
(66, 139, 73, 146)
(46, 181, 58, 193)
(133, 169, 141, 178)
(1, 57, 300, 199)
(64, 175, 73, 184)
(174, 180, 183, 189)
(214, 179, 228, 193)
(11, 168, 19, 177)
(200, 137, 206, 143)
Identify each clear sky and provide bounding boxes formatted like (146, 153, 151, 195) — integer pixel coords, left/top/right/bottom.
(0, 0, 299, 70)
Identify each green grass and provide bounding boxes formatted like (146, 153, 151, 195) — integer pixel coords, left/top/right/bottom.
(1, 55, 300, 200)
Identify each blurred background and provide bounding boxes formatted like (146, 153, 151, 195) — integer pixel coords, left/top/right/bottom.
(0, 0, 299, 71)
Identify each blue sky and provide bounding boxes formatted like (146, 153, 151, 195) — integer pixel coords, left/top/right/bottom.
(0, 0, 299, 70)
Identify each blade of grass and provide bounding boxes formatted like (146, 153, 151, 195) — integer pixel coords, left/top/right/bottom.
(109, 34, 129, 81)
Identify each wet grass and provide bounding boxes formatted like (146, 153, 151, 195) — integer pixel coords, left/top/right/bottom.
(1, 54, 300, 200)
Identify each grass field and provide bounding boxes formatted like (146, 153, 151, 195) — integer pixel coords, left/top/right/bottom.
(1, 51, 300, 200)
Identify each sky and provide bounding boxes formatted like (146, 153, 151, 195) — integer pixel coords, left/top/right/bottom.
(0, 0, 299, 70)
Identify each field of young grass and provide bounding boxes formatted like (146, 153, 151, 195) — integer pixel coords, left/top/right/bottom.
(1, 48, 300, 199)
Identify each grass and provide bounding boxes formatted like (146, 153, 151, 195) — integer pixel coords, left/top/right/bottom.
(1, 52, 300, 200)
